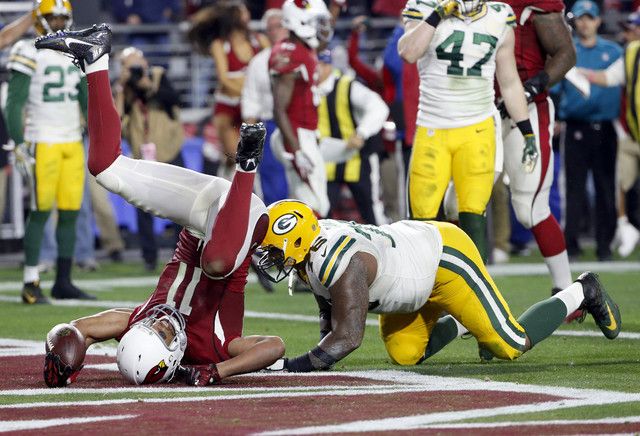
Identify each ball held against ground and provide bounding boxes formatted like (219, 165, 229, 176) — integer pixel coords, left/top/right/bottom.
(45, 323, 86, 369)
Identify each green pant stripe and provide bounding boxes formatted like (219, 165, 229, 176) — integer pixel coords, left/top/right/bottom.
(442, 245, 525, 341)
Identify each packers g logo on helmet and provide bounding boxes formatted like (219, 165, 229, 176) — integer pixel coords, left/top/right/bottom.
(32, 0, 73, 36)
(258, 200, 320, 282)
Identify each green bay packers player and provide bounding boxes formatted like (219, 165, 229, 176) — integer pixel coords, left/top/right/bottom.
(398, 0, 537, 260)
(258, 200, 621, 371)
(5, 0, 94, 303)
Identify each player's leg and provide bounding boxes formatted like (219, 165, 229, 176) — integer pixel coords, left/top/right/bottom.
(563, 121, 590, 259)
(349, 153, 387, 225)
(51, 141, 94, 299)
(591, 122, 617, 260)
(201, 123, 269, 278)
(407, 126, 451, 220)
(379, 302, 443, 365)
(504, 100, 572, 290)
(451, 117, 496, 260)
(21, 142, 63, 304)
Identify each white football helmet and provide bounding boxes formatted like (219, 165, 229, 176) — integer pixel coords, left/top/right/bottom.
(282, 0, 332, 49)
(117, 305, 187, 385)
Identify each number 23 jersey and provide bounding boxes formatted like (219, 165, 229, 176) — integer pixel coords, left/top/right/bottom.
(8, 39, 83, 143)
(306, 220, 443, 314)
(402, 0, 516, 128)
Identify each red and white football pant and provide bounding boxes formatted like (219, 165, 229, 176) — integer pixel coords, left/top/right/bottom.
(270, 127, 330, 217)
(502, 97, 571, 289)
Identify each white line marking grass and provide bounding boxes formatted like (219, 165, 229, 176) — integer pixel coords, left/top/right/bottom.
(0, 415, 137, 432)
(419, 416, 640, 429)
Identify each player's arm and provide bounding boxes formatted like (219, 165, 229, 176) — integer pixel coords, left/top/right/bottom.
(349, 80, 389, 149)
(211, 39, 244, 95)
(78, 76, 88, 121)
(581, 58, 625, 87)
(314, 294, 333, 340)
(272, 71, 300, 151)
(495, 27, 529, 123)
(532, 12, 576, 90)
(398, 0, 457, 64)
(0, 13, 31, 50)
(285, 253, 373, 372)
(70, 309, 133, 348)
(5, 70, 30, 145)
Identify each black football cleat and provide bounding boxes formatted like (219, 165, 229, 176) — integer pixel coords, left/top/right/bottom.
(22, 281, 50, 305)
(35, 23, 112, 70)
(236, 122, 266, 172)
(576, 272, 621, 339)
(51, 281, 97, 301)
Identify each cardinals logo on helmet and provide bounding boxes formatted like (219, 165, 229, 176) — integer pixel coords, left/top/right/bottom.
(142, 359, 168, 384)
(294, 0, 311, 8)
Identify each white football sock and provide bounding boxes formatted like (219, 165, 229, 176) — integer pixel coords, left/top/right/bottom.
(544, 250, 573, 289)
(85, 54, 109, 75)
(24, 266, 39, 284)
(551, 282, 584, 314)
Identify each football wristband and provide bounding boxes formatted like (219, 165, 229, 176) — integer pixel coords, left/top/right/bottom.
(286, 346, 338, 372)
(425, 11, 442, 27)
(516, 120, 534, 137)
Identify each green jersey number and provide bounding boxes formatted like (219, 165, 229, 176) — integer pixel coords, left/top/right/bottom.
(436, 30, 498, 77)
(347, 222, 396, 247)
(43, 65, 80, 102)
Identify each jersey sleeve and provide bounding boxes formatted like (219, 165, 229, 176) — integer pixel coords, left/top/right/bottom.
(7, 40, 37, 76)
(402, 0, 435, 25)
(269, 43, 308, 79)
(309, 233, 359, 290)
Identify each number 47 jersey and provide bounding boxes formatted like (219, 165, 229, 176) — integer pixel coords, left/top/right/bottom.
(306, 220, 443, 314)
(402, 1, 516, 129)
(7, 39, 84, 143)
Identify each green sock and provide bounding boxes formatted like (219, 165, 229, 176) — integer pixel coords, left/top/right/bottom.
(24, 210, 51, 266)
(56, 210, 79, 259)
(517, 297, 567, 347)
(423, 315, 460, 361)
(459, 212, 487, 261)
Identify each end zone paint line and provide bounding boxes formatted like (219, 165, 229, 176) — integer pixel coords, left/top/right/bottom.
(418, 416, 640, 429)
(257, 395, 640, 435)
(0, 414, 137, 433)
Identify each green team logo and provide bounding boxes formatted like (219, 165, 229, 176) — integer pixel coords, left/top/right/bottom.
(273, 214, 298, 235)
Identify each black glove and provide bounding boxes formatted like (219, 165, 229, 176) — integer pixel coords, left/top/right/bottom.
(43, 351, 82, 388)
(522, 71, 550, 103)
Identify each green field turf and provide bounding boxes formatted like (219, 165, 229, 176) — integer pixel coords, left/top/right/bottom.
(0, 259, 639, 422)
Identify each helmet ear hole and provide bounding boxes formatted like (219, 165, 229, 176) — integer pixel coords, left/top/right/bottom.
(294, 237, 302, 248)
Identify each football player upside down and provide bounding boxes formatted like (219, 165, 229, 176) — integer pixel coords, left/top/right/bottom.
(37, 25, 284, 387)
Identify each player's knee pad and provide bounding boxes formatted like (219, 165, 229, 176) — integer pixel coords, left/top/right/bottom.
(383, 333, 426, 366)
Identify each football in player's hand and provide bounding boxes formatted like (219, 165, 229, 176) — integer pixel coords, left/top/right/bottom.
(45, 323, 86, 370)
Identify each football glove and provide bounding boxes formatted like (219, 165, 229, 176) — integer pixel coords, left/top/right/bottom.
(43, 351, 83, 388)
(522, 134, 539, 173)
(183, 363, 221, 387)
(3, 142, 35, 181)
(522, 72, 550, 103)
(434, 0, 459, 18)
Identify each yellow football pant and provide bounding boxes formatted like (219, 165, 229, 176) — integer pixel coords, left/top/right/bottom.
(380, 221, 527, 365)
(31, 141, 85, 211)
(408, 117, 496, 218)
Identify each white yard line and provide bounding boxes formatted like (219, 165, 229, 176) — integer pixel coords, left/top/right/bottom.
(0, 415, 137, 432)
(417, 416, 640, 429)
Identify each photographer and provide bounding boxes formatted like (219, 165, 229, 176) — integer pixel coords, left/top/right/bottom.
(114, 47, 184, 271)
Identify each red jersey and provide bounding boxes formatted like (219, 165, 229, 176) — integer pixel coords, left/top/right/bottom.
(508, 0, 564, 101)
(224, 34, 262, 76)
(269, 38, 319, 136)
(122, 229, 248, 365)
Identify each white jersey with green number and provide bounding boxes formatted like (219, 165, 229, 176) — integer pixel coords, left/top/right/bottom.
(402, 0, 516, 128)
(305, 219, 443, 314)
(7, 39, 83, 143)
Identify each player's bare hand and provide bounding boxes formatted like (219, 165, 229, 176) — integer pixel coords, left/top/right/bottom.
(522, 134, 538, 173)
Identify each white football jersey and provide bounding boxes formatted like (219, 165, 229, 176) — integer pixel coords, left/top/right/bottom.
(403, 1, 516, 128)
(7, 39, 84, 143)
(305, 219, 443, 314)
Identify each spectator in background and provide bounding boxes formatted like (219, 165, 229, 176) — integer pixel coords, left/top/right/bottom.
(114, 47, 184, 271)
(188, 1, 268, 179)
(242, 8, 289, 205)
(316, 51, 389, 225)
(557, 1, 622, 261)
(111, 0, 181, 48)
